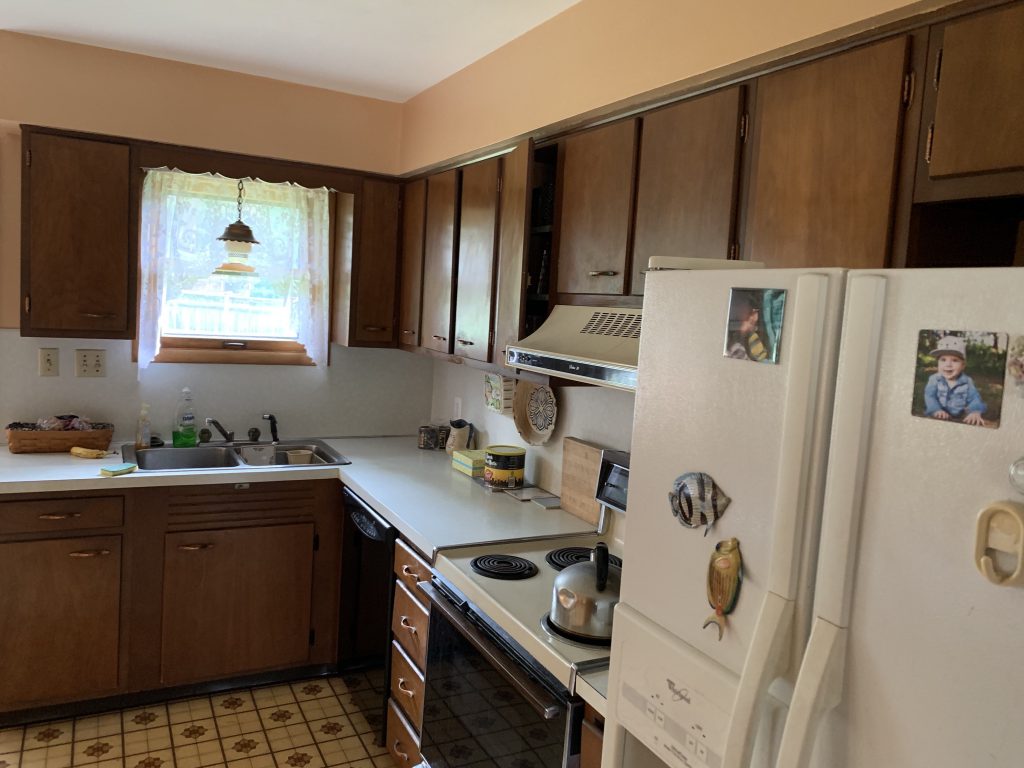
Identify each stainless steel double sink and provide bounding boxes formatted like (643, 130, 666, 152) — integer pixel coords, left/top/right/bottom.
(121, 439, 350, 471)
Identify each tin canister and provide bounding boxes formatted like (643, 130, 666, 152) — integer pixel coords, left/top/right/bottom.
(484, 445, 526, 488)
(418, 425, 439, 450)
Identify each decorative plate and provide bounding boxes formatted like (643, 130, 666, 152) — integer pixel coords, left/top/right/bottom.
(513, 381, 557, 445)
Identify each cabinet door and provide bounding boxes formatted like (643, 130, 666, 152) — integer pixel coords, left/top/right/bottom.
(454, 158, 500, 362)
(632, 87, 743, 294)
(557, 120, 637, 294)
(421, 170, 460, 354)
(22, 131, 132, 337)
(350, 179, 400, 346)
(160, 523, 314, 685)
(743, 37, 909, 269)
(929, 3, 1024, 178)
(0, 536, 121, 709)
(399, 179, 427, 346)
(493, 140, 534, 367)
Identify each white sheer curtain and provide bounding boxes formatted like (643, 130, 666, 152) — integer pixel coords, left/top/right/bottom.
(138, 169, 331, 372)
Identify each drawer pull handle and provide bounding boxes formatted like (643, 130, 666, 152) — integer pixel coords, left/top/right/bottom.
(401, 329, 416, 335)
(392, 740, 409, 762)
(81, 312, 116, 318)
(397, 678, 415, 698)
(432, 335, 447, 341)
(588, 270, 618, 277)
(363, 325, 387, 332)
(178, 543, 216, 551)
(456, 339, 474, 346)
(39, 512, 82, 520)
(69, 549, 111, 558)
(401, 564, 422, 580)
(222, 341, 247, 349)
(399, 616, 418, 634)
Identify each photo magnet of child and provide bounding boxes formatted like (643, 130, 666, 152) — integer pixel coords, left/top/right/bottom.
(911, 330, 1008, 429)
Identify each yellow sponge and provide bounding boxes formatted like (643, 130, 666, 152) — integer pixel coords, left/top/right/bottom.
(70, 447, 108, 459)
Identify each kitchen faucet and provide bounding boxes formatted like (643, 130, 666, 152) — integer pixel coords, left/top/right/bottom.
(204, 418, 234, 442)
(262, 413, 279, 444)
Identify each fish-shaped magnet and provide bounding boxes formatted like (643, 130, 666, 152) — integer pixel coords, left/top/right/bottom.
(669, 472, 731, 535)
(703, 538, 743, 641)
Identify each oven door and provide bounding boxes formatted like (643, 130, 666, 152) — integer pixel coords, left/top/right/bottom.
(419, 580, 583, 768)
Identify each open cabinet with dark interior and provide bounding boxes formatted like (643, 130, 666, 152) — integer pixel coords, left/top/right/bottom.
(906, 197, 1024, 268)
(523, 143, 558, 337)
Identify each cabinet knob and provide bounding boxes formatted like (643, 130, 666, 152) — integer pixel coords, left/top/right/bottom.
(456, 339, 474, 346)
(399, 616, 417, 635)
(363, 325, 387, 332)
(68, 549, 111, 558)
(397, 678, 415, 698)
(392, 741, 410, 762)
(588, 270, 619, 277)
(401, 564, 422, 581)
(177, 543, 216, 551)
(401, 329, 416, 336)
(39, 512, 82, 520)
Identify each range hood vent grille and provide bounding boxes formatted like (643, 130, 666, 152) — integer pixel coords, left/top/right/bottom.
(580, 311, 642, 339)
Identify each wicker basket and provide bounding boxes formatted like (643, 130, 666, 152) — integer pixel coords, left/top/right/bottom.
(6, 429, 114, 454)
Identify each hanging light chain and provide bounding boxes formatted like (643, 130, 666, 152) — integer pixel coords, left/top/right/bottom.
(236, 179, 245, 221)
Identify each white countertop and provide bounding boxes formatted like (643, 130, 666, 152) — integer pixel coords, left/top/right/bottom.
(0, 436, 596, 559)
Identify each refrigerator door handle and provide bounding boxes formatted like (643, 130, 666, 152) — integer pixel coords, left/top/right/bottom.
(722, 590, 794, 768)
(775, 617, 847, 768)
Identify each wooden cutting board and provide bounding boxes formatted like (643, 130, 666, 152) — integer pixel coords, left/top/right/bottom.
(560, 436, 604, 525)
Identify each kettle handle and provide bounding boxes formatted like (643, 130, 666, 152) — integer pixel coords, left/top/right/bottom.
(595, 542, 609, 592)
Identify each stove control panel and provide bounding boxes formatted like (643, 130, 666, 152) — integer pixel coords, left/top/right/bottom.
(610, 605, 735, 768)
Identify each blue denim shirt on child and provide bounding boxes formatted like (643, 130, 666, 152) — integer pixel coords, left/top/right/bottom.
(924, 372, 986, 418)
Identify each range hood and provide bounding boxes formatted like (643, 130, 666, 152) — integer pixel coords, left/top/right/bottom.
(506, 306, 641, 390)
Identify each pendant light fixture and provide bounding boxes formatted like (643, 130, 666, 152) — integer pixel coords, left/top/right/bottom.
(213, 178, 259, 277)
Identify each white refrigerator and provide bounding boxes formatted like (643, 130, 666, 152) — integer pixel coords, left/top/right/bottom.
(602, 267, 1024, 768)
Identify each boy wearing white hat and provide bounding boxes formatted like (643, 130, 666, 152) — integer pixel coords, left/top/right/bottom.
(923, 335, 987, 426)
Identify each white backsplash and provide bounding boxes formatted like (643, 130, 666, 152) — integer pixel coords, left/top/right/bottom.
(0, 330, 434, 442)
(430, 360, 635, 496)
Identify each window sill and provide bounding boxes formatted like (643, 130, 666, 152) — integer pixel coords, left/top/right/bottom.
(153, 337, 315, 366)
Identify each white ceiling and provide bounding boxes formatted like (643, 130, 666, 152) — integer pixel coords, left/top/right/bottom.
(0, 0, 581, 102)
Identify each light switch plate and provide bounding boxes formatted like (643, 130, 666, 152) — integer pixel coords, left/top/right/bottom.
(38, 348, 59, 376)
(75, 349, 106, 377)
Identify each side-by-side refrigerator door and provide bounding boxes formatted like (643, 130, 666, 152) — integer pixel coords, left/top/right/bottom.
(604, 267, 846, 768)
(777, 267, 1024, 768)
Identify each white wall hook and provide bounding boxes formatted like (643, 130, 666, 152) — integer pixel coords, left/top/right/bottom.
(974, 501, 1024, 586)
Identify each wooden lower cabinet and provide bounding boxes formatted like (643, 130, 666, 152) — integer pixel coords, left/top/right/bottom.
(387, 699, 422, 767)
(0, 535, 122, 710)
(160, 523, 315, 685)
(580, 704, 605, 768)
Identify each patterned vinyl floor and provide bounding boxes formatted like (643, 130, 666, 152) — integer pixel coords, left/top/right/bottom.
(0, 672, 396, 768)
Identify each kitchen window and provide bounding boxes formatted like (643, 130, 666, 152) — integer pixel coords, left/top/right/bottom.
(137, 168, 332, 367)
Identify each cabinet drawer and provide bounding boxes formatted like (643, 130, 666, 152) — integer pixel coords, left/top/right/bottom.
(0, 496, 123, 535)
(390, 641, 425, 731)
(394, 539, 430, 603)
(387, 699, 421, 767)
(391, 581, 429, 668)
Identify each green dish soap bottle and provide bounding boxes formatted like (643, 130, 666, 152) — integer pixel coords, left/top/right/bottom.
(172, 387, 198, 447)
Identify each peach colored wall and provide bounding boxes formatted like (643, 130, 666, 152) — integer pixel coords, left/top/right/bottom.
(0, 31, 403, 328)
(400, 0, 943, 172)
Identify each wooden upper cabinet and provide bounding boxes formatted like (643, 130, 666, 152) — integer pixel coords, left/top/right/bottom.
(160, 523, 315, 686)
(399, 179, 426, 347)
(421, 169, 460, 354)
(22, 130, 133, 338)
(743, 36, 909, 269)
(928, 3, 1024, 179)
(454, 158, 500, 362)
(632, 87, 744, 295)
(493, 140, 534, 368)
(0, 535, 121, 710)
(351, 179, 400, 346)
(556, 120, 638, 294)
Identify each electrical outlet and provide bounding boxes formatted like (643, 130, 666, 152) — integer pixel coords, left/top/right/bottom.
(453, 396, 462, 420)
(38, 348, 59, 376)
(75, 349, 106, 377)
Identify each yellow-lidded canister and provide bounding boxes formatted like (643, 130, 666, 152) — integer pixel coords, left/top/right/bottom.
(484, 445, 526, 489)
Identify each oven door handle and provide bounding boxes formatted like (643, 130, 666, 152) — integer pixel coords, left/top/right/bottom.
(419, 580, 562, 720)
